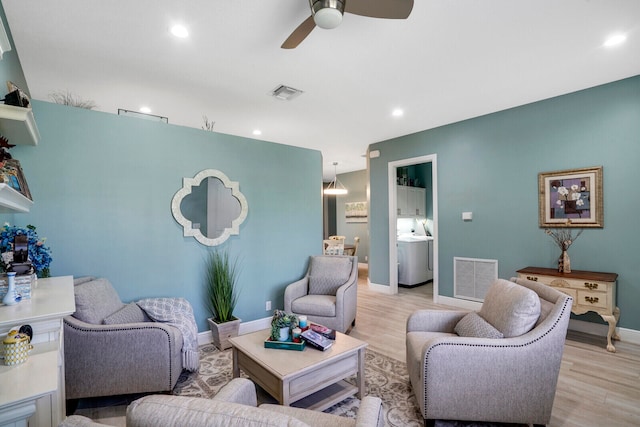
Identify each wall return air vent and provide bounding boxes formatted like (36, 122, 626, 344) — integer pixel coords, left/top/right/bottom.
(270, 85, 303, 101)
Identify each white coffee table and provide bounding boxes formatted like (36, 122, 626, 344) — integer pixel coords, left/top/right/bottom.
(229, 328, 367, 411)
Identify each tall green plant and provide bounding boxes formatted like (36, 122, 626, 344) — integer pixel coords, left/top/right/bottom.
(205, 250, 240, 323)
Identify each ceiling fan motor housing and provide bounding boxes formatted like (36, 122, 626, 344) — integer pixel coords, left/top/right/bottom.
(310, 0, 345, 29)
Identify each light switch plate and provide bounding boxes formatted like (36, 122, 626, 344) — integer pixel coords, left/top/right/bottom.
(462, 212, 473, 221)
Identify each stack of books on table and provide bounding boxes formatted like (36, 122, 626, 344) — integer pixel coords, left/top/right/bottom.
(300, 329, 333, 351)
(309, 323, 336, 339)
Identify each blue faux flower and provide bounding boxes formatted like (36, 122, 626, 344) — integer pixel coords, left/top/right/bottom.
(0, 223, 53, 278)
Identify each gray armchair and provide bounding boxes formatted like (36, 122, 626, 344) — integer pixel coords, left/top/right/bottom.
(64, 278, 183, 399)
(284, 255, 358, 334)
(406, 277, 573, 426)
(60, 378, 384, 427)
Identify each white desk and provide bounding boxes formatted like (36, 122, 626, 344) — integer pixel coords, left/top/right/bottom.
(0, 276, 75, 427)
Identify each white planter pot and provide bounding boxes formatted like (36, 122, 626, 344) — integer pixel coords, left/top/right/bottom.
(279, 326, 290, 342)
(207, 317, 241, 350)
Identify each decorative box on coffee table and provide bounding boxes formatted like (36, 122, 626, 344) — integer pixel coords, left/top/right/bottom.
(517, 266, 619, 352)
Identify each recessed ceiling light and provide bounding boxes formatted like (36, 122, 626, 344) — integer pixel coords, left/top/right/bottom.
(139, 106, 151, 114)
(171, 25, 189, 38)
(603, 33, 626, 47)
(392, 108, 404, 117)
(252, 129, 262, 136)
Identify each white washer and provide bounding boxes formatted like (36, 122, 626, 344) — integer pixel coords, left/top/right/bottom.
(398, 235, 433, 286)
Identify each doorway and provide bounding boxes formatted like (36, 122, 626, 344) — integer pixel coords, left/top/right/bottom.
(387, 154, 438, 301)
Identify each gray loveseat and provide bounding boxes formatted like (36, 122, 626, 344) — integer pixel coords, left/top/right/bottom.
(59, 378, 384, 427)
(64, 278, 183, 399)
(406, 277, 573, 426)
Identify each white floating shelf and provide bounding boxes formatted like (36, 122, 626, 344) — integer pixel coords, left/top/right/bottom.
(0, 183, 33, 213)
(0, 104, 40, 146)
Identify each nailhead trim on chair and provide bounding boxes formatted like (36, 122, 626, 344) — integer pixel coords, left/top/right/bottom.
(421, 296, 572, 423)
(64, 319, 177, 391)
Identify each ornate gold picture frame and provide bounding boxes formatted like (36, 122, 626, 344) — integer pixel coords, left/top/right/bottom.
(538, 166, 603, 228)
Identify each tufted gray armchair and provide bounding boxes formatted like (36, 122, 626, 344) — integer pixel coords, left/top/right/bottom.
(406, 277, 573, 427)
(284, 255, 358, 334)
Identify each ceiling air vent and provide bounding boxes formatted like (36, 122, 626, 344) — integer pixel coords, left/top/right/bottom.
(270, 85, 303, 101)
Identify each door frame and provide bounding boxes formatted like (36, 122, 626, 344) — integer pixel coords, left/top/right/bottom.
(387, 154, 438, 300)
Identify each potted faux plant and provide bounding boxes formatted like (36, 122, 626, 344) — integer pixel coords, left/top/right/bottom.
(270, 310, 299, 342)
(205, 250, 241, 350)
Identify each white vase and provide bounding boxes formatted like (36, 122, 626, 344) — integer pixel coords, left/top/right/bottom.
(2, 272, 17, 305)
(279, 326, 290, 342)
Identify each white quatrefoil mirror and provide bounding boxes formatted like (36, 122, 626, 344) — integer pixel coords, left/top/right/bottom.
(171, 169, 248, 246)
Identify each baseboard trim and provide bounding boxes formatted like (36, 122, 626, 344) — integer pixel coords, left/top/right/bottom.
(437, 295, 482, 311)
(367, 279, 394, 295)
(197, 317, 272, 346)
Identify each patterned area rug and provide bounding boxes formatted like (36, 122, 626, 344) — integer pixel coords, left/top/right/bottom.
(75, 344, 527, 427)
(173, 344, 423, 426)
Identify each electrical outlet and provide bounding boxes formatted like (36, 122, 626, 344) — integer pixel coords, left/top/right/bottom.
(265, 301, 271, 311)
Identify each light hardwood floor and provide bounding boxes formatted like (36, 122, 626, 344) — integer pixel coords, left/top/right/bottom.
(351, 266, 640, 427)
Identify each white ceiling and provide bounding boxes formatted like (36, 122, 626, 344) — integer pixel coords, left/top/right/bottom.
(3, 0, 640, 179)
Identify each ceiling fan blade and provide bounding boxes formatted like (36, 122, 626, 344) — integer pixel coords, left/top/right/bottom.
(281, 15, 316, 49)
(345, 0, 414, 19)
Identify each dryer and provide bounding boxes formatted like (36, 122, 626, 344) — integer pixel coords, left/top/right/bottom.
(398, 235, 433, 287)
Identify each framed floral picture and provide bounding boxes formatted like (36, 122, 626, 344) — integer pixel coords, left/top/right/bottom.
(538, 166, 603, 228)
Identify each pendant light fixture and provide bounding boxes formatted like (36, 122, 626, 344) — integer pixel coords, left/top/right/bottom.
(324, 162, 348, 195)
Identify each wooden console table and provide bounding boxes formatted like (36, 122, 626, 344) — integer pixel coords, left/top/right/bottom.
(517, 267, 619, 352)
(0, 276, 75, 427)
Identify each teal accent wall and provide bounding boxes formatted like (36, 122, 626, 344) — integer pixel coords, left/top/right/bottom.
(2, 101, 323, 331)
(335, 169, 368, 263)
(368, 75, 640, 331)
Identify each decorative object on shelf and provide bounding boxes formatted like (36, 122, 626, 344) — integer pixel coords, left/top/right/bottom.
(205, 249, 242, 350)
(3, 81, 30, 108)
(48, 90, 96, 109)
(1, 271, 16, 305)
(2, 329, 33, 365)
(0, 273, 34, 300)
(202, 115, 215, 131)
(544, 222, 583, 273)
(538, 166, 603, 228)
(0, 223, 52, 278)
(0, 159, 31, 200)
(0, 135, 15, 165)
(269, 309, 299, 342)
(324, 162, 348, 195)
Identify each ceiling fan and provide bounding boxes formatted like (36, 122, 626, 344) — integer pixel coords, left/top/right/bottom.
(282, 0, 414, 49)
